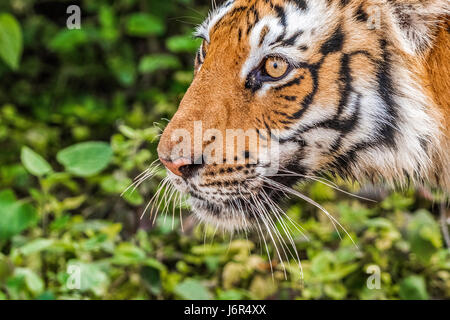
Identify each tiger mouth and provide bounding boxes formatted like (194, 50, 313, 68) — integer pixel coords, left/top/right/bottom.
(189, 195, 257, 231)
(191, 194, 254, 217)
(190, 190, 253, 214)
(164, 160, 308, 230)
(188, 178, 290, 230)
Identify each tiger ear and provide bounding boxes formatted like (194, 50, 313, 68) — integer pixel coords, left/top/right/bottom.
(387, 0, 449, 55)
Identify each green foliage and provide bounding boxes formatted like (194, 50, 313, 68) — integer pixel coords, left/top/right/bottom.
(399, 276, 429, 300)
(138, 54, 181, 74)
(0, 13, 22, 69)
(49, 29, 88, 53)
(174, 279, 212, 300)
(21, 147, 53, 177)
(407, 210, 442, 264)
(0, 0, 449, 300)
(125, 13, 165, 37)
(0, 190, 38, 241)
(56, 142, 113, 177)
(167, 35, 202, 53)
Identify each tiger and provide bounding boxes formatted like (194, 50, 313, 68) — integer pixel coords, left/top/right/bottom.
(156, 0, 450, 232)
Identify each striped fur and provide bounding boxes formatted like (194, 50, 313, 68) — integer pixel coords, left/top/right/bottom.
(158, 0, 449, 230)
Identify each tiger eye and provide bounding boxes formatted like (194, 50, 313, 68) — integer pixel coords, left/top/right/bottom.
(265, 57, 289, 78)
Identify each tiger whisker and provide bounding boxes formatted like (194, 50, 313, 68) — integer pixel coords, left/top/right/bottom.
(121, 160, 161, 197)
(261, 176, 358, 248)
(256, 192, 301, 279)
(259, 190, 304, 278)
(147, 177, 172, 223)
(251, 194, 289, 279)
(140, 176, 169, 220)
(248, 194, 288, 280)
(260, 188, 310, 242)
(272, 169, 377, 203)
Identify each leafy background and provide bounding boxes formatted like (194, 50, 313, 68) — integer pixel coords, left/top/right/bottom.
(0, 0, 449, 300)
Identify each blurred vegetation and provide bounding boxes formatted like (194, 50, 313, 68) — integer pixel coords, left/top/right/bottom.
(0, 0, 449, 300)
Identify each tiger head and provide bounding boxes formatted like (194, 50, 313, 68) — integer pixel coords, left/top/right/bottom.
(157, 0, 449, 231)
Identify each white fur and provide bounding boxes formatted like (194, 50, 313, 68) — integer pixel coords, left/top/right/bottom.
(194, 0, 236, 42)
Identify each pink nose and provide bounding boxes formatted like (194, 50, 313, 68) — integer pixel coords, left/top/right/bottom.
(159, 158, 192, 177)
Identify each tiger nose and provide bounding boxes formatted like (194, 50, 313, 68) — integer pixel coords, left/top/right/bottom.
(159, 158, 192, 177)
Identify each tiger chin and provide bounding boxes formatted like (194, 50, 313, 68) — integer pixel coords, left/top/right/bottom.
(156, 0, 450, 232)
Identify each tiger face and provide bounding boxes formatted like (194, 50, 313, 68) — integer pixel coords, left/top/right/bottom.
(157, 0, 449, 231)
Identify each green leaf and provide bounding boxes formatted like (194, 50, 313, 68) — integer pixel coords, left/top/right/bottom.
(56, 142, 113, 177)
(141, 266, 162, 295)
(0, 13, 23, 70)
(17, 239, 54, 256)
(174, 279, 212, 300)
(324, 283, 347, 300)
(15, 268, 44, 296)
(107, 56, 136, 87)
(381, 192, 415, 211)
(407, 210, 442, 264)
(0, 255, 13, 281)
(101, 174, 143, 206)
(20, 147, 53, 177)
(166, 35, 201, 53)
(138, 54, 181, 74)
(0, 190, 38, 241)
(48, 29, 88, 53)
(99, 5, 119, 42)
(101, 175, 132, 194)
(123, 189, 144, 206)
(217, 289, 245, 300)
(125, 13, 165, 37)
(112, 243, 146, 265)
(399, 276, 429, 300)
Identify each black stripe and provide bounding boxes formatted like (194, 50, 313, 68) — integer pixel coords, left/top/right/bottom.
(355, 5, 368, 22)
(273, 75, 304, 91)
(280, 31, 304, 46)
(320, 26, 344, 55)
(211, 5, 246, 34)
(281, 95, 297, 101)
(335, 53, 352, 118)
(329, 141, 372, 179)
(375, 39, 398, 148)
(292, 94, 361, 138)
(274, 5, 287, 27)
(195, 50, 202, 65)
(329, 94, 362, 152)
(299, 45, 308, 51)
(290, 0, 308, 11)
(289, 62, 321, 120)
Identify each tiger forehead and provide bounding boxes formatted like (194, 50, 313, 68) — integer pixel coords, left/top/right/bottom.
(200, 0, 339, 52)
(204, 0, 295, 43)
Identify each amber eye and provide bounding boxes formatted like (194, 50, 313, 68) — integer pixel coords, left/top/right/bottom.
(264, 57, 289, 79)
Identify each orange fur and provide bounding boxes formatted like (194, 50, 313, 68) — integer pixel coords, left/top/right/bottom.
(422, 19, 450, 189)
(424, 20, 450, 135)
